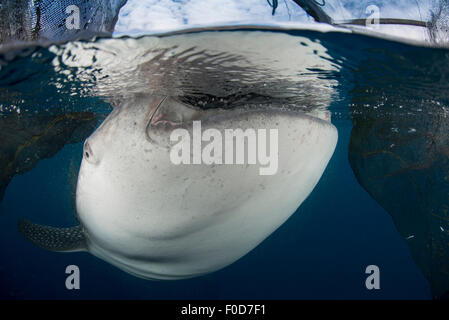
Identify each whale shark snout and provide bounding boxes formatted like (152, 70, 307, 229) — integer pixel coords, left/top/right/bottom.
(19, 95, 338, 280)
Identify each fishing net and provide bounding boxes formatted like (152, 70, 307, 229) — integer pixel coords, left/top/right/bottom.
(429, 0, 449, 43)
(0, 0, 126, 46)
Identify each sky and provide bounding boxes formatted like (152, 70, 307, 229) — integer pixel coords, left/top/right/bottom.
(114, 0, 314, 34)
(321, 0, 434, 21)
(114, 0, 437, 35)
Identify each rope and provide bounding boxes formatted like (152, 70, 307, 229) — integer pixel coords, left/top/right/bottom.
(267, 0, 278, 16)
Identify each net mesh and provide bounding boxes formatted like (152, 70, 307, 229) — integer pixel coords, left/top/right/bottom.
(0, 0, 126, 45)
(429, 0, 449, 44)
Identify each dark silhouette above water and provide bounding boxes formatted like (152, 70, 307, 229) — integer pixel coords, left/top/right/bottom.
(0, 112, 99, 202)
(348, 46, 449, 299)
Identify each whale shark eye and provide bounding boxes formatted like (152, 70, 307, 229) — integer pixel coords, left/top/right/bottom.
(83, 141, 98, 164)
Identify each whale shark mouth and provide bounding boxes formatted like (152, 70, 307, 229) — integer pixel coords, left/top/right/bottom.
(144, 93, 332, 149)
(44, 30, 340, 119)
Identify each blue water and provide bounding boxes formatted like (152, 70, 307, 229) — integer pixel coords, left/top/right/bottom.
(1, 27, 448, 299)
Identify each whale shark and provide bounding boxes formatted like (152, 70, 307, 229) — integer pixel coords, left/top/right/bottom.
(19, 94, 337, 280)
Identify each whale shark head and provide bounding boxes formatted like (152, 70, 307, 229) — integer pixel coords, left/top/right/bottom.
(71, 95, 338, 279)
(19, 94, 337, 280)
(16, 29, 340, 281)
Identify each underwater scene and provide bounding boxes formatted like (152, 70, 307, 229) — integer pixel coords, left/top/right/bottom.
(0, 0, 449, 300)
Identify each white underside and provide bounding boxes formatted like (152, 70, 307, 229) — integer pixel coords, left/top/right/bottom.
(76, 98, 338, 279)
